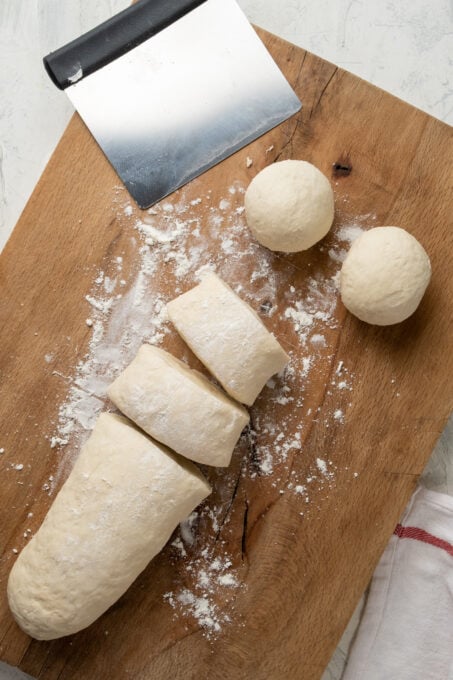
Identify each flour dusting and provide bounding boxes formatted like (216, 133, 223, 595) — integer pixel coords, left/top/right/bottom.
(43, 180, 372, 636)
(164, 545, 241, 636)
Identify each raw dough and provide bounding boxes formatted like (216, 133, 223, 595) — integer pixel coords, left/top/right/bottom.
(244, 159, 335, 252)
(166, 272, 289, 405)
(340, 226, 431, 325)
(108, 344, 249, 467)
(7, 413, 211, 640)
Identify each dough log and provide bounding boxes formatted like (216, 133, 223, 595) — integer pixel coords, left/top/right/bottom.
(108, 344, 249, 467)
(7, 413, 211, 640)
(167, 272, 289, 405)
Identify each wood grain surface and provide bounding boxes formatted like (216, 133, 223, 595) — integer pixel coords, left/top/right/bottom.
(0, 28, 452, 680)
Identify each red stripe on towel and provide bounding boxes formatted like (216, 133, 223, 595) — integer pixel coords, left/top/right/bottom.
(394, 524, 453, 558)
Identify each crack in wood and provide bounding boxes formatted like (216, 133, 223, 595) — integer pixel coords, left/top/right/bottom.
(274, 117, 302, 163)
(292, 49, 307, 90)
(309, 66, 339, 119)
(245, 417, 261, 475)
(285, 323, 345, 484)
(241, 500, 249, 561)
(214, 464, 243, 543)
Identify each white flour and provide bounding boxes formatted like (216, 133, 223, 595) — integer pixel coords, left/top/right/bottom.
(44, 182, 370, 636)
(316, 458, 328, 475)
(164, 546, 241, 636)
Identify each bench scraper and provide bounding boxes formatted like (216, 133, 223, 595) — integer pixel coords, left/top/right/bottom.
(43, 0, 301, 209)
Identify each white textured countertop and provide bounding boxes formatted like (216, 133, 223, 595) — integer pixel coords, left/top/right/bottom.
(0, 1, 452, 678)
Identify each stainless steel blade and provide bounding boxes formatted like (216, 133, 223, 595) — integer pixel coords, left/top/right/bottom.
(66, 0, 301, 208)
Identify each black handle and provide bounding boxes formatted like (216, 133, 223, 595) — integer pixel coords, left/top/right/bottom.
(43, 0, 207, 90)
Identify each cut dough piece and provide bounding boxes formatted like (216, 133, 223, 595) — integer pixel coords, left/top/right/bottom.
(245, 160, 335, 252)
(108, 344, 249, 467)
(7, 413, 211, 640)
(166, 272, 289, 405)
(340, 226, 431, 325)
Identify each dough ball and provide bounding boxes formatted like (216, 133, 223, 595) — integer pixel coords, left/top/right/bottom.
(340, 226, 431, 325)
(244, 159, 335, 252)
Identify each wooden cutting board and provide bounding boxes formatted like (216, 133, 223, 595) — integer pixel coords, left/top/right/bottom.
(0, 28, 452, 680)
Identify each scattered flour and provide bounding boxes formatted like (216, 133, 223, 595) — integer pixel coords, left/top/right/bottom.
(48, 184, 287, 468)
(327, 221, 367, 264)
(337, 223, 366, 244)
(284, 274, 339, 345)
(179, 511, 198, 546)
(316, 458, 328, 475)
(328, 247, 347, 263)
(165, 525, 241, 637)
(310, 333, 327, 348)
(258, 448, 274, 475)
(43, 184, 367, 636)
(85, 295, 113, 315)
(217, 573, 238, 587)
(171, 537, 187, 557)
(301, 357, 312, 378)
(334, 409, 345, 422)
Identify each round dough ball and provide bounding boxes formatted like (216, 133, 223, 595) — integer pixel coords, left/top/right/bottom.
(340, 226, 431, 326)
(244, 159, 335, 252)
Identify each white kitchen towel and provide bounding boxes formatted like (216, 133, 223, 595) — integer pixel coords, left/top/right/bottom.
(343, 485, 453, 680)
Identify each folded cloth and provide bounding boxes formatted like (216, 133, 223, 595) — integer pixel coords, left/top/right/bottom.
(343, 485, 453, 680)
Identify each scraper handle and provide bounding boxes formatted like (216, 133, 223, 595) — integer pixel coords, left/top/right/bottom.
(43, 0, 207, 89)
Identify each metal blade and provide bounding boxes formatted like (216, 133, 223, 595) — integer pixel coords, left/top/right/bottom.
(66, 0, 301, 208)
